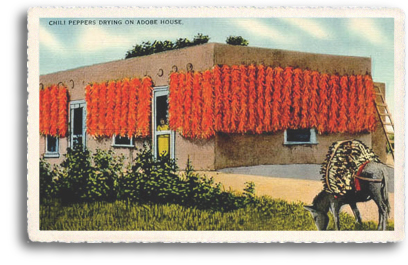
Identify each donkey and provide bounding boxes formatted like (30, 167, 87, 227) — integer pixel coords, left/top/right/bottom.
(304, 161, 390, 231)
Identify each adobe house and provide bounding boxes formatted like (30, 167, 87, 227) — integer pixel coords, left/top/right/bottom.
(39, 43, 389, 170)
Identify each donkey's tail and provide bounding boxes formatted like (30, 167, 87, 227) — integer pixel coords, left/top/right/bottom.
(380, 166, 391, 216)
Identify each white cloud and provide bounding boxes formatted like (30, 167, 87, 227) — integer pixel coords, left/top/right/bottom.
(39, 26, 64, 52)
(77, 27, 188, 53)
(347, 18, 386, 45)
(233, 19, 297, 44)
(77, 27, 135, 52)
(282, 18, 330, 39)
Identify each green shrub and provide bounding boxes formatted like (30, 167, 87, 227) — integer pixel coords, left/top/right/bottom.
(86, 149, 125, 202)
(125, 33, 210, 59)
(226, 36, 249, 46)
(39, 158, 59, 203)
(40, 144, 257, 212)
(50, 145, 126, 204)
(121, 145, 181, 204)
(57, 144, 93, 204)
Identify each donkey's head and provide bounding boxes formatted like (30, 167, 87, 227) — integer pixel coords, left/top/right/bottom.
(304, 205, 329, 231)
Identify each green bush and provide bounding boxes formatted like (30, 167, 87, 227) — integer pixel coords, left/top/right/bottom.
(40, 144, 254, 212)
(39, 158, 59, 203)
(121, 145, 181, 204)
(125, 33, 210, 59)
(119, 147, 254, 212)
(226, 36, 249, 46)
(87, 149, 125, 202)
(43, 145, 126, 204)
(57, 144, 92, 203)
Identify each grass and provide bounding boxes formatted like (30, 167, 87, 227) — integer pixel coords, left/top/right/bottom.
(40, 198, 394, 231)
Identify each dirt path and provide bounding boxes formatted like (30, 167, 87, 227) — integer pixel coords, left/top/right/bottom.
(199, 171, 394, 222)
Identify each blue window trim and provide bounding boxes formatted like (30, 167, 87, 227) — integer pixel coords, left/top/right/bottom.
(44, 135, 60, 158)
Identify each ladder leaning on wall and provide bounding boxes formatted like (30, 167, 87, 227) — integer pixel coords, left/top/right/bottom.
(373, 85, 394, 160)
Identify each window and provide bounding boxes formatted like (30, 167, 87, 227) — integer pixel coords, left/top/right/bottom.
(45, 135, 59, 158)
(284, 128, 317, 145)
(112, 135, 134, 147)
(70, 100, 86, 149)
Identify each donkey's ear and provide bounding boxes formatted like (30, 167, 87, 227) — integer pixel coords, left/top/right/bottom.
(304, 205, 316, 213)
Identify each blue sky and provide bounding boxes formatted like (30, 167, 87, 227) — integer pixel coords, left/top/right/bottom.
(40, 17, 394, 111)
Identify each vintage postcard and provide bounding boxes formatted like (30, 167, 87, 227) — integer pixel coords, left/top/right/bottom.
(27, 7, 405, 243)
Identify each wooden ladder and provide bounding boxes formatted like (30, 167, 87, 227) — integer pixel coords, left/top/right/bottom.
(373, 85, 394, 159)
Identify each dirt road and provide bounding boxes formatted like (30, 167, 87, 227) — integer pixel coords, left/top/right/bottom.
(199, 171, 394, 222)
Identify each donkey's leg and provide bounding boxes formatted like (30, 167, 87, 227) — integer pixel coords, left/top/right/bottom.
(350, 202, 362, 224)
(370, 184, 387, 231)
(330, 202, 341, 230)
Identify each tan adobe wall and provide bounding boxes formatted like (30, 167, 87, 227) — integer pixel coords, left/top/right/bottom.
(40, 43, 379, 169)
(213, 43, 371, 75)
(175, 134, 216, 170)
(214, 132, 372, 169)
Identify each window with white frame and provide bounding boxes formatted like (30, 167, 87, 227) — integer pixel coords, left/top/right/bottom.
(284, 128, 317, 145)
(112, 135, 134, 147)
(45, 135, 59, 157)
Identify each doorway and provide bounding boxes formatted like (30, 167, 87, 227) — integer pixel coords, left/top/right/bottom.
(70, 100, 86, 149)
(152, 87, 175, 159)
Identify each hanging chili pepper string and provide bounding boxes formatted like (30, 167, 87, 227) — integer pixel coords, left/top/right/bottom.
(247, 64, 257, 133)
(127, 78, 138, 138)
(113, 81, 122, 136)
(183, 72, 194, 137)
(238, 65, 249, 133)
(292, 68, 303, 129)
(49, 85, 59, 137)
(213, 65, 223, 132)
(169, 73, 179, 131)
(347, 75, 357, 134)
(191, 71, 203, 138)
(338, 75, 349, 133)
(281, 67, 293, 129)
(300, 70, 311, 129)
(317, 73, 329, 133)
(255, 65, 265, 134)
(119, 79, 130, 137)
(263, 66, 273, 132)
(327, 74, 340, 133)
(230, 65, 240, 133)
(201, 70, 214, 138)
(309, 71, 320, 130)
(98, 82, 107, 136)
(91, 83, 100, 137)
(355, 75, 366, 132)
(271, 66, 283, 132)
(106, 81, 116, 137)
(43, 86, 51, 135)
(39, 88, 44, 134)
(57, 86, 68, 137)
(176, 73, 186, 131)
(221, 65, 231, 133)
